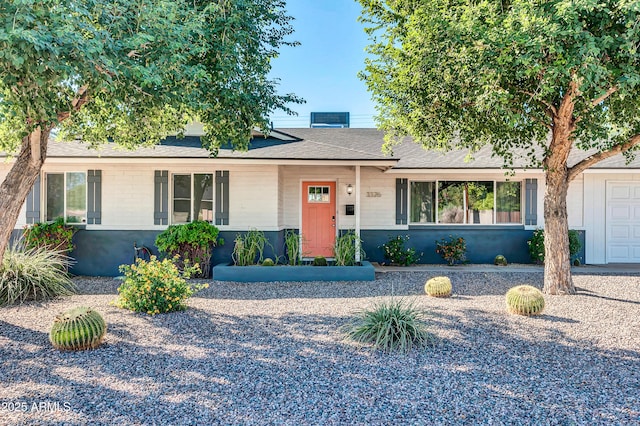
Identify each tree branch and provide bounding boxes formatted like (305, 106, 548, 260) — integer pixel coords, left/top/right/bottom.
(568, 134, 640, 182)
(517, 89, 557, 116)
(510, 106, 552, 129)
(57, 86, 89, 122)
(591, 86, 618, 106)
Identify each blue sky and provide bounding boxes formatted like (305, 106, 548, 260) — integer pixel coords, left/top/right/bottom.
(267, 1, 377, 128)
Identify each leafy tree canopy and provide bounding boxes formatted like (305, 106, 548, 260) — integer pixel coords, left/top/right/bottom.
(0, 0, 301, 153)
(359, 0, 640, 168)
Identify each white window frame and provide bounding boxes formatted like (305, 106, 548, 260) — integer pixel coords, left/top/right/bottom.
(44, 171, 88, 225)
(408, 179, 523, 225)
(170, 172, 214, 224)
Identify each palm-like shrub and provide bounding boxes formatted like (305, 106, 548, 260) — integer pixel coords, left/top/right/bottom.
(345, 299, 434, 353)
(0, 244, 75, 305)
(505, 285, 545, 316)
(424, 276, 452, 297)
(155, 221, 223, 278)
(50, 307, 107, 351)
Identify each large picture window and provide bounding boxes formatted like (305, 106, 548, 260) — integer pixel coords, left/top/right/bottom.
(172, 173, 213, 224)
(410, 180, 522, 225)
(45, 172, 87, 224)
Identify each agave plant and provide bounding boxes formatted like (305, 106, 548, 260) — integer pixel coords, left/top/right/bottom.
(0, 243, 75, 306)
(345, 299, 434, 353)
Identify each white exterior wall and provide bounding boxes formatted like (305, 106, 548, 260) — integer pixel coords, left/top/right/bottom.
(7, 161, 279, 231)
(228, 165, 279, 230)
(0, 168, 28, 228)
(567, 175, 584, 229)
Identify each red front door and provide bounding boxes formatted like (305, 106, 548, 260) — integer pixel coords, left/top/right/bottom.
(302, 181, 336, 257)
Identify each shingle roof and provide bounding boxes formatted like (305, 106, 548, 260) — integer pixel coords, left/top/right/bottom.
(4, 127, 639, 169)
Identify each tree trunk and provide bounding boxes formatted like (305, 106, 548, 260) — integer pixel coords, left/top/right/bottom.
(0, 128, 49, 260)
(543, 158, 576, 295)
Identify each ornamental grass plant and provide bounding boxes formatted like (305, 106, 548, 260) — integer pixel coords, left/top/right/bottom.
(117, 256, 206, 315)
(345, 299, 435, 353)
(0, 243, 75, 306)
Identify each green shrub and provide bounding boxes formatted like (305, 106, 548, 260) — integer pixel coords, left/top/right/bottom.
(494, 255, 508, 266)
(117, 256, 206, 315)
(527, 229, 581, 264)
(381, 235, 420, 266)
(505, 285, 545, 316)
(232, 229, 272, 266)
(50, 307, 107, 351)
(23, 217, 75, 254)
(0, 244, 75, 306)
(155, 221, 223, 278)
(312, 256, 327, 266)
(435, 235, 466, 265)
(345, 299, 434, 353)
(424, 276, 452, 297)
(334, 231, 365, 266)
(262, 258, 275, 266)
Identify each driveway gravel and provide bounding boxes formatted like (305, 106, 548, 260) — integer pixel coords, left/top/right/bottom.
(0, 271, 639, 425)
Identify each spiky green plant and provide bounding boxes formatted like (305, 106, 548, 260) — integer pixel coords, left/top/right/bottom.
(494, 255, 508, 266)
(49, 307, 107, 351)
(424, 276, 452, 298)
(284, 229, 301, 265)
(0, 244, 75, 306)
(232, 229, 271, 266)
(505, 285, 545, 316)
(345, 299, 434, 353)
(333, 230, 365, 266)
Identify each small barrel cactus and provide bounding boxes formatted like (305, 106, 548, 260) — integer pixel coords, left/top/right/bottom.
(262, 258, 275, 266)
(494, 255, 508, 266)
(505, 285, 545, 316)
(312, 256, 327, 266)
(50, 307, 107, 351)
(424, 276, 452, 298)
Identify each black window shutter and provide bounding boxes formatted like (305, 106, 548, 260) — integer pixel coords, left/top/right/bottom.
(87, 170, 102, 224)
(215, 171, 229, 226)
(26, 175, 41, 224)
(525, 178, 538, 226)
(396, 178, 408, 225)
(154, 170, 169, 225)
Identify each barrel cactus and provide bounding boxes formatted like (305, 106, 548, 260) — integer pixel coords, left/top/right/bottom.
(49, 307, 107, 351)
(505, 285, 545, 316)
(424, 276, 452, 298)
(262, 258, 275, 266)
(494, 255, 508, 266)
(312, 256, 327, 266)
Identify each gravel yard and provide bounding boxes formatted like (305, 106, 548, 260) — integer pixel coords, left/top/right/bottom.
(1, 271, 639, 425)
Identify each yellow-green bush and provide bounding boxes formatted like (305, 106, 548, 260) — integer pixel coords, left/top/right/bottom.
(117, 256, 206, 315)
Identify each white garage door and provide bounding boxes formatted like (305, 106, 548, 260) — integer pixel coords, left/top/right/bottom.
(606, 181, 640, 263)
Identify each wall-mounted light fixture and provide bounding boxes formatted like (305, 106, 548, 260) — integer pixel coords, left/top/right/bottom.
(346, 184, 354, 196)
